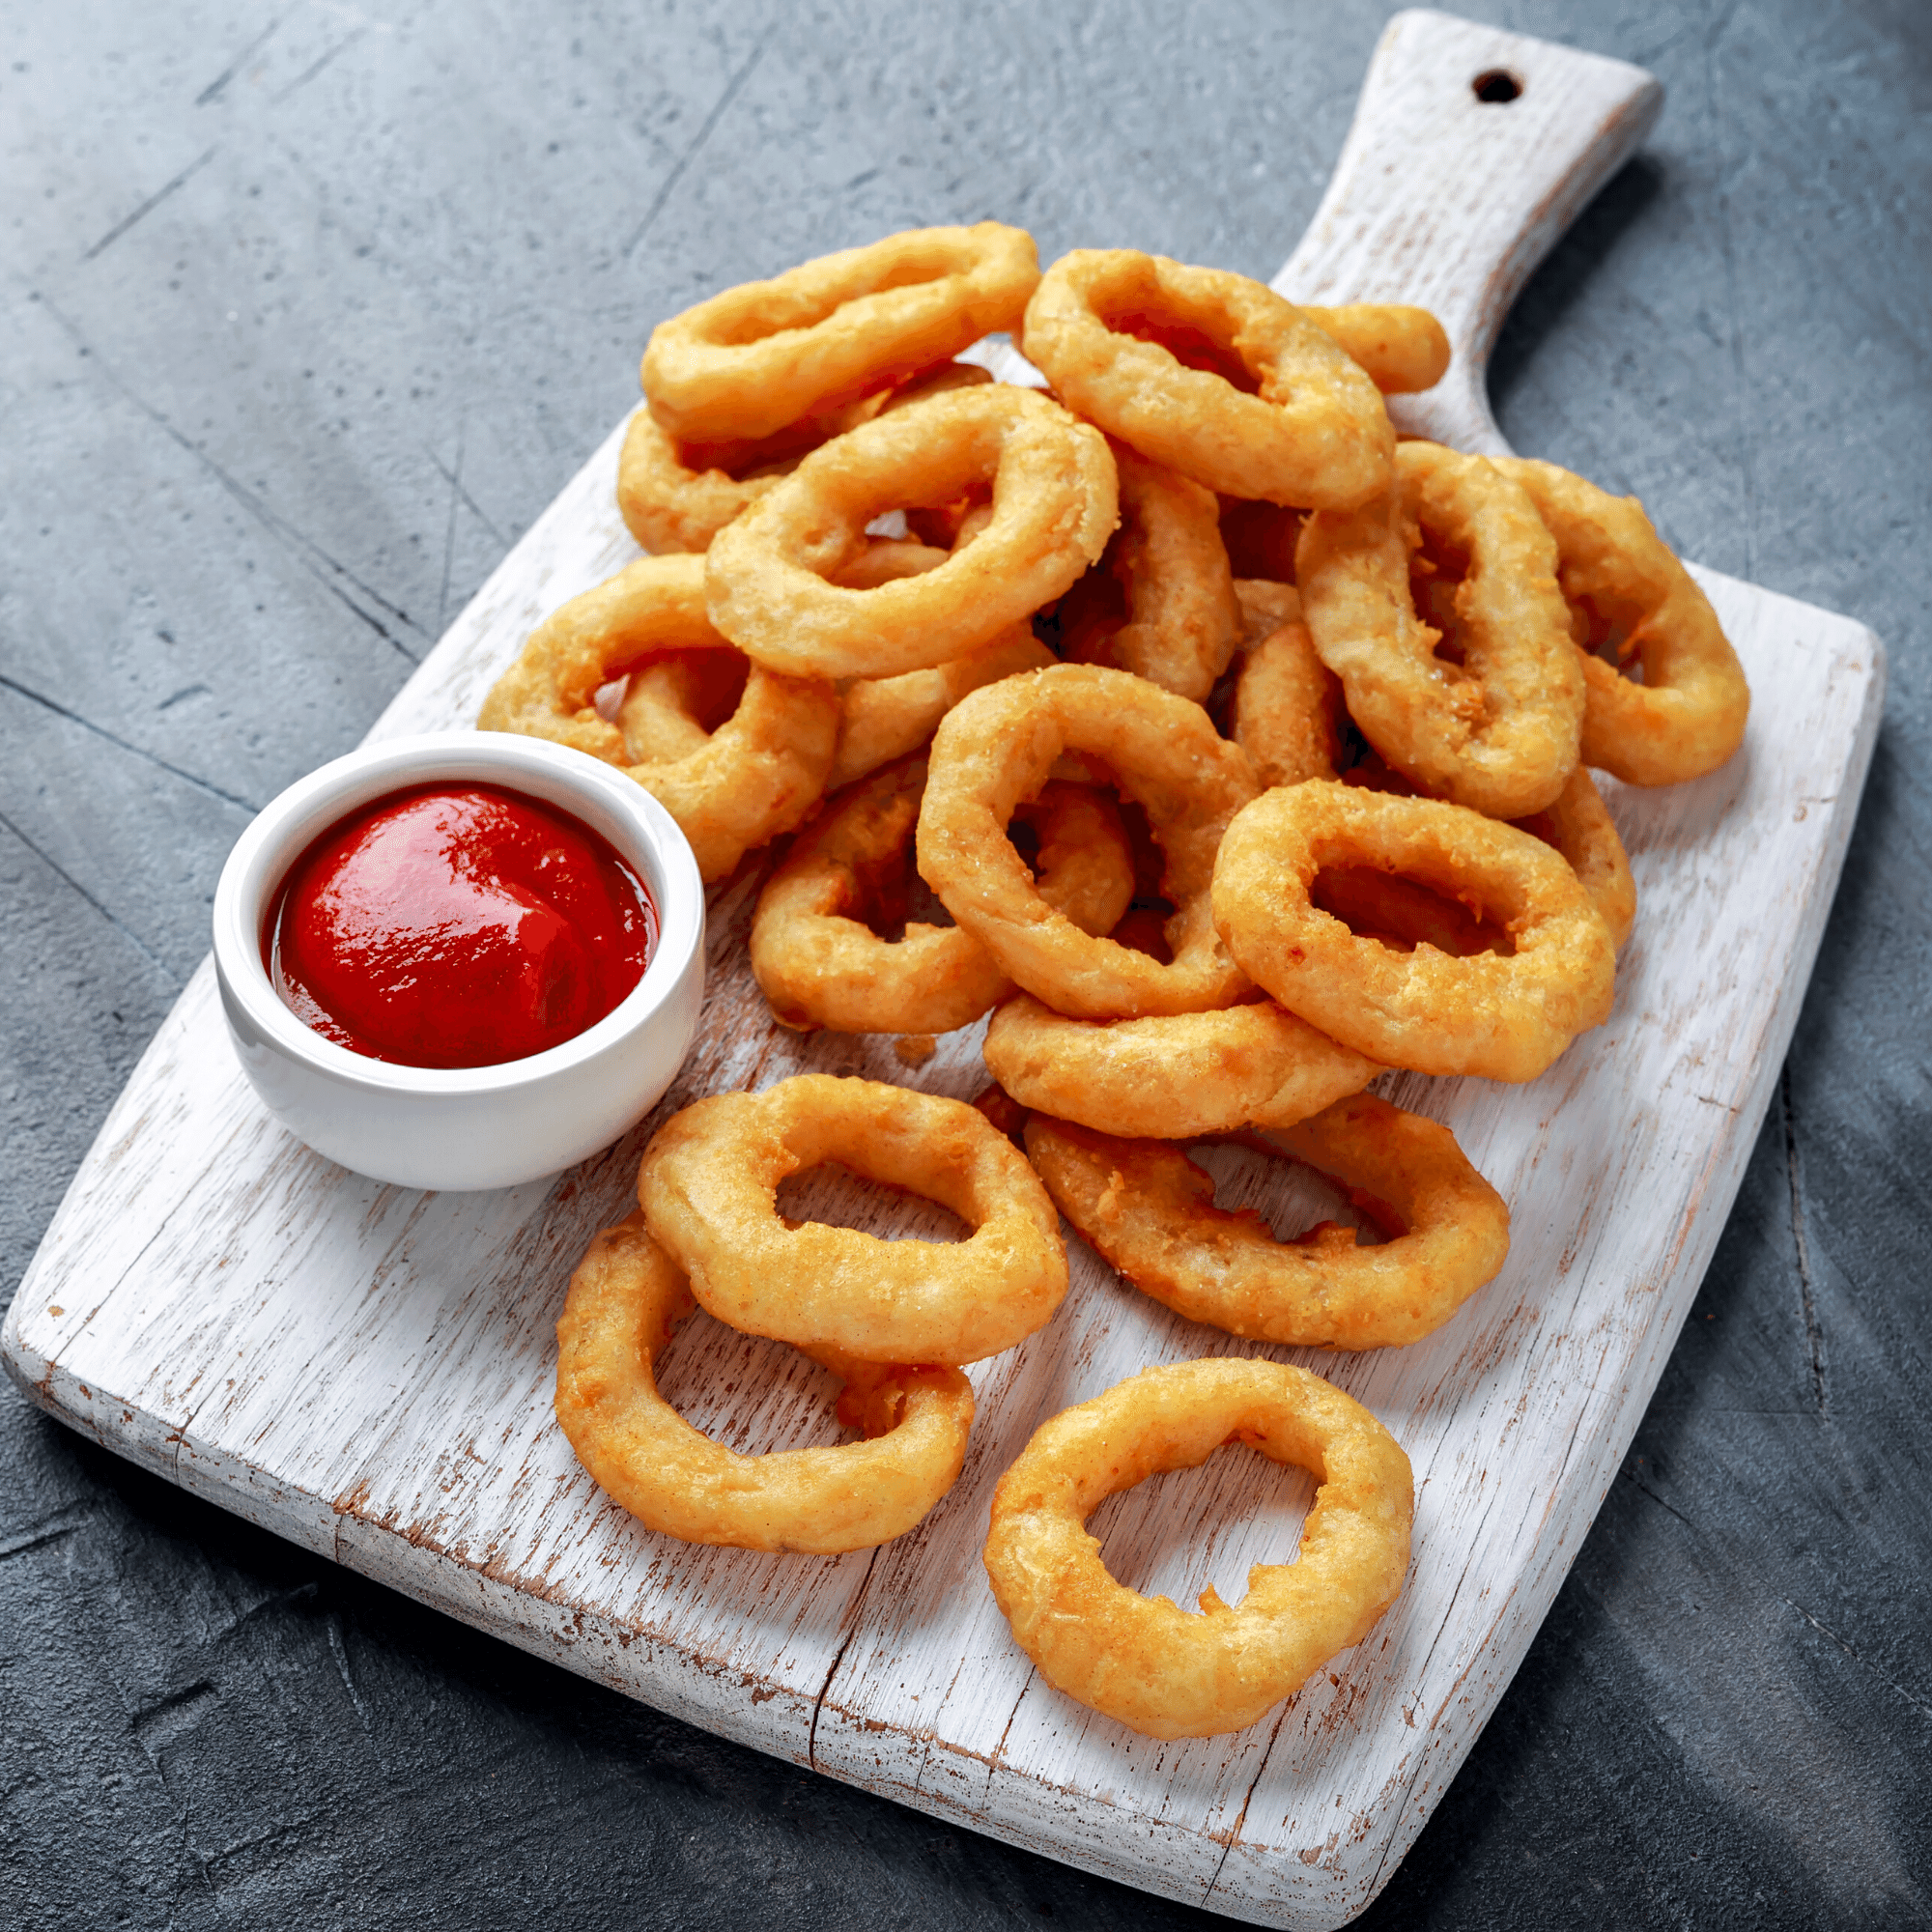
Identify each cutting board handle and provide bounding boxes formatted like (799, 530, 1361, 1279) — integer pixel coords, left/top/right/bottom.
(1273, 9, 1662, 455)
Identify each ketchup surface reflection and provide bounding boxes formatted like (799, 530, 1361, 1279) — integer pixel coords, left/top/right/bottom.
(267, 783, 658, 1068)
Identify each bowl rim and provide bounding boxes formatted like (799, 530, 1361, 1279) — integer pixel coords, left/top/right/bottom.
(212, 730, 705, 1096)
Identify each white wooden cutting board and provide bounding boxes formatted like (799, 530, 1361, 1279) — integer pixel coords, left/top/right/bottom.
(2, 14, 1888, 1928)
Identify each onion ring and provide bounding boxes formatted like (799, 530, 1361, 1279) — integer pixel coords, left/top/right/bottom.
(828, 628, 1054, 792)
(1211, 780, 1617, 1081)
(1019, 249, 1394, 510)
(829, 537, 952, 591)
(642, 222, 1039, 443)
(1049, 442, 1241, 702)
(1338, 752, 1636, 952)
(1512, 764, 1636, 951)
(604, 547, 958, 767)
(982, 1356, 1412, 1739)
(1296, 441, 1585, 818)
(982, 993, 1378, 1138)
(917, 664, 1259, 1018)
(610, 649, 742, 765)
(822, 536, 1055, 791)
(1234, 578, 1302, 644)
(617, 363, 994, 556)
(555, 1211, 974, 1551)
(705, 384, 1118, 679)
(1023, 1093, 1510, 1349)
(1301, 303, 1452, 395)
(477, 554, 838, 881)
(1229, 581, 1344, 788)
(639, 1074, 1067, 1366)
(616, 396, 869, 557)
(1492, 457, 1750, 785)
(752, 761, 1133, 1036)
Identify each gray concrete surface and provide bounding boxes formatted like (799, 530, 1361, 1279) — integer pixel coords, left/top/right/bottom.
(3, 2, 1927, 1925)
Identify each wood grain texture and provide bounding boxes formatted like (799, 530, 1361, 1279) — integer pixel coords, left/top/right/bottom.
(0, 12, 1891, 1929)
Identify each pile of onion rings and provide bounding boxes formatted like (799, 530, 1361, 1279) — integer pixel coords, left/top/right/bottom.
(1043, 440, 1242, 703)
(480, 221, 1750, 1738)
(477, 552, 838, 881)
(753, 759, 1133, 1037)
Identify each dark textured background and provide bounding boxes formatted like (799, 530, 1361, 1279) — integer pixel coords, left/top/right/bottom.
(4, 2, 1928, 1926)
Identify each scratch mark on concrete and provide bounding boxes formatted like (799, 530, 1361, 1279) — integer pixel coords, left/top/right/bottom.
(270, 28, 364, 106)
(0, 805, 185, 979)
(1780, 1064, 1828, 1416)
(213, 1580, 319, 1645)
(34, 290, 425, 664)
(623, 30, 771, 258)
(1622, 1465, 1697, 1532)
(195, 12, 287, 105)
(434, 421, 465, 636)
(425, 443, 505, 549)
(0, 1502, 95, 1562)
(83, 149, 218, 262)
(1782, 1598, 1932, 1720)
(1702, 0, 1756, 578)
(131, 1680, 220, 1761)
(325, 1611, 380, 1741)
(0, 674, 260, 813)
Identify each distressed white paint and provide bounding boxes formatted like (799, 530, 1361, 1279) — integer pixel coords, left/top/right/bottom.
(0, 12, 1888, 1928)
(1274, 9, 1663, 456)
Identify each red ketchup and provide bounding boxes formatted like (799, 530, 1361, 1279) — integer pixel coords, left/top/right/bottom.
(266, 782, 658, 1068)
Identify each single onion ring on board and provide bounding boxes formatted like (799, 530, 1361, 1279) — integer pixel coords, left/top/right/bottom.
(752, 761, 1133, 1037)
(617, 363, 994, 556)
(1023, 1093, 1510, 1349)
(554, 1212, 974, 1552)
(982, 993, 1378, 1138)
(1296, 440, 1585, 819)
(1340, 753, 1637, 952)
(642, 222, 1039, 443)
(918, 664, 1259, 1019)
(1229, 580, 1345, 788)
(1019, 249, 1394, 511)
(639, 1075, 1067, 1367)
(1211, 780, 1617, 1082)
(705, 384, 1119, 680)
(1049, 441, 1241, 702)
(1492, 457, 1750, 786)
(1300, 303, 1452, 395)
(477, 553, 838, 881)
(982, 1356, 1413, 1740)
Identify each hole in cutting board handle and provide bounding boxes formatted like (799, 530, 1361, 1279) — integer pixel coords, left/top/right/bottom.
(1472, 68, 1523, 103)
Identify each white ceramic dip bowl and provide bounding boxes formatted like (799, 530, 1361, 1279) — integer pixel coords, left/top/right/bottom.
(212, 731, 705, 1191)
